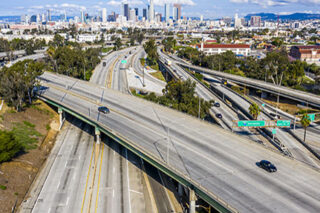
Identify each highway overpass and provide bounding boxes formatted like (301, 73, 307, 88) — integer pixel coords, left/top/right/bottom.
(175, 62, 320, 109)
(37, 72, 320, 213)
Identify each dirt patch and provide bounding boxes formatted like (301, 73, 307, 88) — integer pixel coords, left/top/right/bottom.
(0, 100, 58, 213)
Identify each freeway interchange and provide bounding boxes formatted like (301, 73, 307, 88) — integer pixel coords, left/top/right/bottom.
(36, 69, 320, 212)
(27, 46, 320, 213)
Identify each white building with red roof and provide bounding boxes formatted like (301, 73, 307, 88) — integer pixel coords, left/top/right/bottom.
(196, 43, 251, 56)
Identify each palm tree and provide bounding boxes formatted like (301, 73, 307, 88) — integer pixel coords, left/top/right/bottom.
(301, 113, 311, 143)
(249, 103, 261, 120)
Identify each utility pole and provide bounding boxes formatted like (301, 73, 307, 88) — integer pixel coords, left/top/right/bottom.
(167, 127, 170, 164)
(143, 64, 146, 87)
(198, 97, 201, 119)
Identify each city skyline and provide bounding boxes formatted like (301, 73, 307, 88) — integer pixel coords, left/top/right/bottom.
(1, 0, 320, 19)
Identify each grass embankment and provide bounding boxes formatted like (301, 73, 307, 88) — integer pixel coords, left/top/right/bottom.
(0, 100, 59, 213)
(150, 71, 166, 82)
(101, 47, 113, 53)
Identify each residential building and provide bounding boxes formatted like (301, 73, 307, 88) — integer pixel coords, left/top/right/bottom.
(250, 16, 261, 27)
(196, 43, 251, 56)
(290, 46, 320, 63)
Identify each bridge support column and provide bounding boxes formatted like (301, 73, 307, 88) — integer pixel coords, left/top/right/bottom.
(261, 91, 268, 99)
(58, 108, 65, 130)
(189, 189, 197, 213)
(95, 127, 101, 144)
(178, 183, 183, 197)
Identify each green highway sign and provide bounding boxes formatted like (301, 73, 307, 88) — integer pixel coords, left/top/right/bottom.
(277, 120, 291, 127)
(308, 114, 315, 121)
(121, 60, 127, 64)
(272, 129, 277, 135)
(237, 120, 266, 127)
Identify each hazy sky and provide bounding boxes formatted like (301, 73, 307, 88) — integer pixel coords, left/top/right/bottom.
(1, 0, 320, 18)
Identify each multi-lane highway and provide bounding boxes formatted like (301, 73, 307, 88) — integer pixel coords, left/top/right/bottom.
(30, 48, 177, 213)
(161, 51, 320, 168)
(159, 50, 268, 145)
(38, 71, 320, 213)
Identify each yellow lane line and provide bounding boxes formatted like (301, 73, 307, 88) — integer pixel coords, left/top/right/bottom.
(140, 160, 159, 213)
(87, 143, 100, 213)
(94, 144, 105, 213)
(81, 139, 95, 213)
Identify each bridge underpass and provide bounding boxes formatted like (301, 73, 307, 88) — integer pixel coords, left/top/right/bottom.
(36, 72, 320, 213)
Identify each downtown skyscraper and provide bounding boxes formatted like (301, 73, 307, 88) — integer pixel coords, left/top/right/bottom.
(165, 4, 170, 22)
(149, 0, 154, 22)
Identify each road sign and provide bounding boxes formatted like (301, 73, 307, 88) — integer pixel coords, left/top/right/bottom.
(121, 60, 127, 64)
(272, 129, 277, 134)
(308, 114, 315, 121)
(237, 120, 266, 127)
(277, 120, 291, 127)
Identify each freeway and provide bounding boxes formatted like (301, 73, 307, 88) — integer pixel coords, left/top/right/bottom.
(90, 47, 135, 87)
(6, 53, 46, 67)
(174, 58, 320, 108)
(38, 71, 320, 213)
(202, 73, 320, 168)
(159, 50, 267, 144)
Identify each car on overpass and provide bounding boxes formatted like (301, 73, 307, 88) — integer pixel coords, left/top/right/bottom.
(98, 106, 110, 114)
(257, 160, 277, 173)
(214, 102, 220, 107)
(216, 113, 223, 119)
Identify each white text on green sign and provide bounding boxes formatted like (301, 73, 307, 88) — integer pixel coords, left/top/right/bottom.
(237, 120, 266, 127)
(277, 120, 291, 127)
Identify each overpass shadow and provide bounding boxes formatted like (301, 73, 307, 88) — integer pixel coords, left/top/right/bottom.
(63, 114, 189, 213)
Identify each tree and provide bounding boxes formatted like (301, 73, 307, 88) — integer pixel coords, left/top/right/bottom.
(0, 130, 23, 163)
(262, 50, 289, 86)
(114, 38, 122, 50)
(143, 39, 159, 66)
(249, 102, 261, 120)
(0, 60, 44, 111)
(144, 79, 213, 119)
(301, 114, 311, 143)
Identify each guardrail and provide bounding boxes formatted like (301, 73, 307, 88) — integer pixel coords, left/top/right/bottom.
(37, 91, 238, 213)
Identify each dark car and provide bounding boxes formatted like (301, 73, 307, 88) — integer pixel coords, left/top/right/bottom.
(103, 62, 106, 67)
(258, 160, 277, 172)
(98, 106, 110, 114)
(216, 113, 223, 119)
(214, 102, 220, 107)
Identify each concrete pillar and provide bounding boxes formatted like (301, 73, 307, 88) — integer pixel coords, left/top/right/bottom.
(189, 189, 197, 213)
(95, 127, 101, 144)
(261, 91, 268, 99)
(58, 108, 65, 130)
(178, 183, 183, 197)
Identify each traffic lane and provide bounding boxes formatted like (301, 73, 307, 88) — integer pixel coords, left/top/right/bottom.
(32, 121, 94, 213)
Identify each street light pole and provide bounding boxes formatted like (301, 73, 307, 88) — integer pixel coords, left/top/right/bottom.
(198, 97, 201, 119)
(167, 127, 170, 164)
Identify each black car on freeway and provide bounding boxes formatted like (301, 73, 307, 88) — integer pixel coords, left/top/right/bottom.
(98, 106, 110, 114)
(257, 160, 277, 173)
